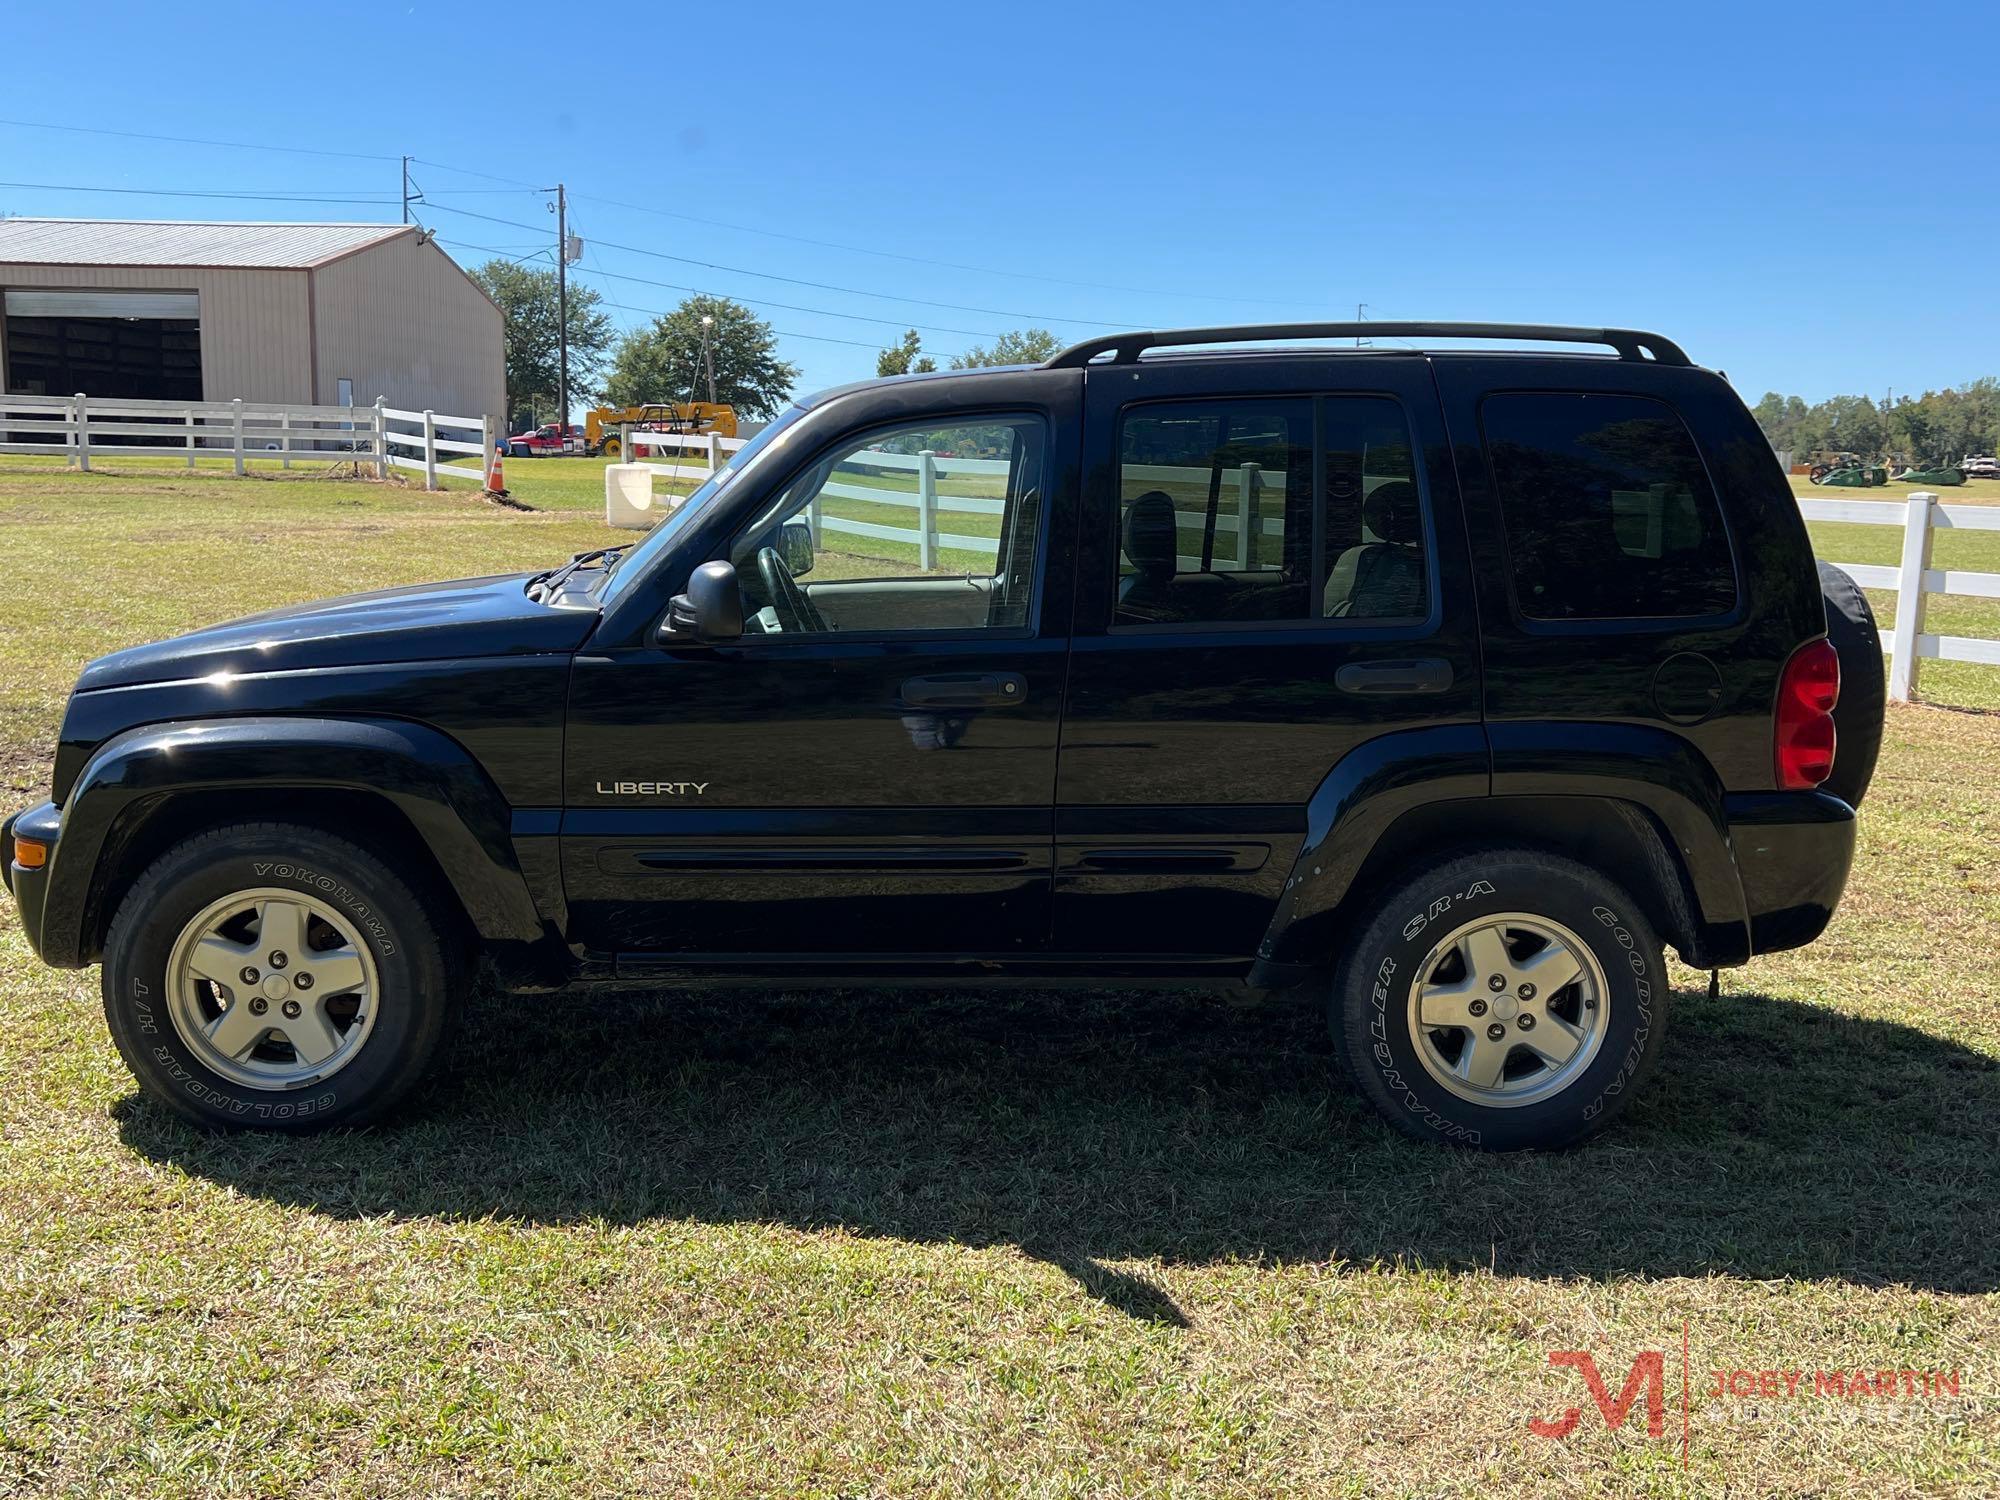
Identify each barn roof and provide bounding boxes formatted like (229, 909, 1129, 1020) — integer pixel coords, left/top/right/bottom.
(0, 218, 415, 269)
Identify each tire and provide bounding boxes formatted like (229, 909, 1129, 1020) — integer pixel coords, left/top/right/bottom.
(1816, 559, 1885, 808)
(101, 822, 460, 1131)
(1329, 848, 1671, 1151)
(599, 438, 619, 460)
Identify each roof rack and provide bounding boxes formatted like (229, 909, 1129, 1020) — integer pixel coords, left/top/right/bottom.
(1043, 322, 1692, 369)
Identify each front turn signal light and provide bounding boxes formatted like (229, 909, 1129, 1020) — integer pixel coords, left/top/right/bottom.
(11, 835, 47, 870)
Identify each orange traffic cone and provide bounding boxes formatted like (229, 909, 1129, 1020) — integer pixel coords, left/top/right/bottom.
(485, 443, 508, 498)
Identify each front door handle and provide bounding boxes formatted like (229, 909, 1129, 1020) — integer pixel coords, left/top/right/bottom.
(1335, 658, 1454, 696)
(900, 672, 1028, 708)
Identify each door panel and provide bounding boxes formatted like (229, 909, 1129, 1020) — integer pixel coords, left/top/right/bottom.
(562, 386, 1080, 959)
(563, 636, 1067, 953)
(1054, 356, 1482, 957)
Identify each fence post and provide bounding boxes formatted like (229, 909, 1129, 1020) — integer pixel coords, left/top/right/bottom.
(281, 410, 292, 470)
(480, 415, 491, 478)
(1237, 461, 1261, 568)
(73, 393, 89, 472)
(809, 487, 822, 546)
(706, 431, 721, 473)
(373, 398, 388, 480)
(230, 398, 245, 477)
(422, 409, 438, 490)
(185, 407, 196, 470)
(918, 450, 938, 570)
(1888, 491, 1936, 703)
(620, 423, 631, 462)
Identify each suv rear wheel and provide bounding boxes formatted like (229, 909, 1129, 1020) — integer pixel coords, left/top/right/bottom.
(1329, 848, 1671, 1150)
(101, 822, 460, 1131)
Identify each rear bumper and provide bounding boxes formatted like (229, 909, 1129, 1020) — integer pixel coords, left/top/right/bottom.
(1725, 790, 1857, 956)
(2, 802, 60, 964)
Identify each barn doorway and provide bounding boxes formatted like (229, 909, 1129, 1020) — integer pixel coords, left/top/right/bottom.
(3, 289, 201, 401)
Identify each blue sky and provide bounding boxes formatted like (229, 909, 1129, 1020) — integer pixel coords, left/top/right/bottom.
(4, 0, 1994, 405)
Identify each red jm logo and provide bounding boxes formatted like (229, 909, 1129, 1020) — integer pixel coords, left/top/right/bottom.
(1529, 1350, 1667, 1439)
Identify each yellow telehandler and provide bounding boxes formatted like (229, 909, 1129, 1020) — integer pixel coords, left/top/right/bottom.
(587, 402, 738, 459)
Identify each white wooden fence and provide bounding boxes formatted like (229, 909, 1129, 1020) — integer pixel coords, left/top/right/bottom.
(381, 404, 492, 486)
(0, 391, 491, 490)
(624, 427, 747, 482)
(1803, 490, 2000, 701)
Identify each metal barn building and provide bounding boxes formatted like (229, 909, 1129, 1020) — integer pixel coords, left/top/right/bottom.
(0, 219, 504, 425)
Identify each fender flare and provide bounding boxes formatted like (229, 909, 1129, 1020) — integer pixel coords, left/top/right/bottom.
(1252, 721, 1751, 978)
(37, 716, 551, 967)
(1486, 720, 1748, 959)
(1254, 724, 1489, 974)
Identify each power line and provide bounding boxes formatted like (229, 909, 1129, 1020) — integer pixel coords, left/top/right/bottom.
(568, 189, 1306, 309)
(441, 238, 1008, 345)
(0, 116, 397, 162)
(409, 157, 543, 191)
(0, 116, 1314, 318)
(425, 201, 1124, 327)
(575, 265, 1010, 339)
(592, 299, 880, 350)
(0, 180, 401, 206)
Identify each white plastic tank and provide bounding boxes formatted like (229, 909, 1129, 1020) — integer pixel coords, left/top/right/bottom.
(604, 464, 656, 529)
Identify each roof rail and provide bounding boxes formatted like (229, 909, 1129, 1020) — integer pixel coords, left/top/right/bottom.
(1043, 322, 1692, 369)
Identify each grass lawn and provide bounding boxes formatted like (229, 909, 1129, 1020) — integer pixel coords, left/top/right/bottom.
(1, 459, 1997, 1496)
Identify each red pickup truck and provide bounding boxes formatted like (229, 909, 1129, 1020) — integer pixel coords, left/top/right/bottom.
(506, 423, 591, 458)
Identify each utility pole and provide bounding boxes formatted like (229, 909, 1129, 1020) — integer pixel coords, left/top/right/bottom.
(700, 313, 716, 405)
(1355, 302, 1369, 348)
(401, 156, 412, 224)
(553, 183, 569, 436)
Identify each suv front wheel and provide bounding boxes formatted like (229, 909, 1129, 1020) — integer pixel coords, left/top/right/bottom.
(1330, 848, 1671, 1150)
(101, 822, 460, 1131)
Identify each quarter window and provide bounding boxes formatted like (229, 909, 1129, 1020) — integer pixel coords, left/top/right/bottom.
(1481, 392, 1736, 620)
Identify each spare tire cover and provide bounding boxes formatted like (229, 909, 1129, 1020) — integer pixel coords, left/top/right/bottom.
(1816, 559, 1885, 807)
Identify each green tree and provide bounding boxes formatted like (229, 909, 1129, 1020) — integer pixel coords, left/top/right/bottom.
(468, 260, 614, 422)
(877, 329, 936, 377)
(949, 328, 1062, 369)
(602, 295, 798, 418)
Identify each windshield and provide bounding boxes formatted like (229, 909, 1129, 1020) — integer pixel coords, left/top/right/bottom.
(595, 406, 810, 604)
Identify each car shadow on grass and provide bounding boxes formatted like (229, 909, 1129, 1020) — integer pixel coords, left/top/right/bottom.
(117, 983, 2000, 1320)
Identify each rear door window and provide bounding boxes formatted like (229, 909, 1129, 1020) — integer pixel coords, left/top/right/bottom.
(1113, 396, 1429, 627)
(1480, 392, 1736, 620)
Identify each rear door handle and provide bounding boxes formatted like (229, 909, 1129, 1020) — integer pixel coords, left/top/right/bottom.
(900, 672, 1028, 708)
(1335, 658, 1454, 695)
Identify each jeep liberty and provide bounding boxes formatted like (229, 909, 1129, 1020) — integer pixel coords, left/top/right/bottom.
(2, 323, 1880, 1149)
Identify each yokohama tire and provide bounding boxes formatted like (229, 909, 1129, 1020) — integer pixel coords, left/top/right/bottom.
(1816, 559, 1885, 809)
(101, 822, 458, 1131)
(1329, 848, 1672, 1151)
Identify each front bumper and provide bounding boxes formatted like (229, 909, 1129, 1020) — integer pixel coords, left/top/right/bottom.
(1725, 790, 1857, 955)
(3, 802, 60, 964)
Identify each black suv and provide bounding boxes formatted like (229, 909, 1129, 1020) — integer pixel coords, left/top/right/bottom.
(3, 324, 1876, 1149)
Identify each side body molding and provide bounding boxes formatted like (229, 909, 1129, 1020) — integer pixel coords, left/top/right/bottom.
(39, 716, 555, 968)
(1253, 724, 1490, 976)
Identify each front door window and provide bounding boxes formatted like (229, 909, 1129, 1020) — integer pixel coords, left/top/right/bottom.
(727, 415, 1047, 636)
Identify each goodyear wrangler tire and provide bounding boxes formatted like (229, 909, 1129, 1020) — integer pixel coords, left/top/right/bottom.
(1329, 848, 1671, 1150)
(101, 822, 457, 1131)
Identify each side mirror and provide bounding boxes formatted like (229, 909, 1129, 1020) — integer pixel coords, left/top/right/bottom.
(661, 560, 744, 643)
(779, 518, 815, 577)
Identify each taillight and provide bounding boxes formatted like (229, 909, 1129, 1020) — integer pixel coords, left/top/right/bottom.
(1775, 638, 1840, 790)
